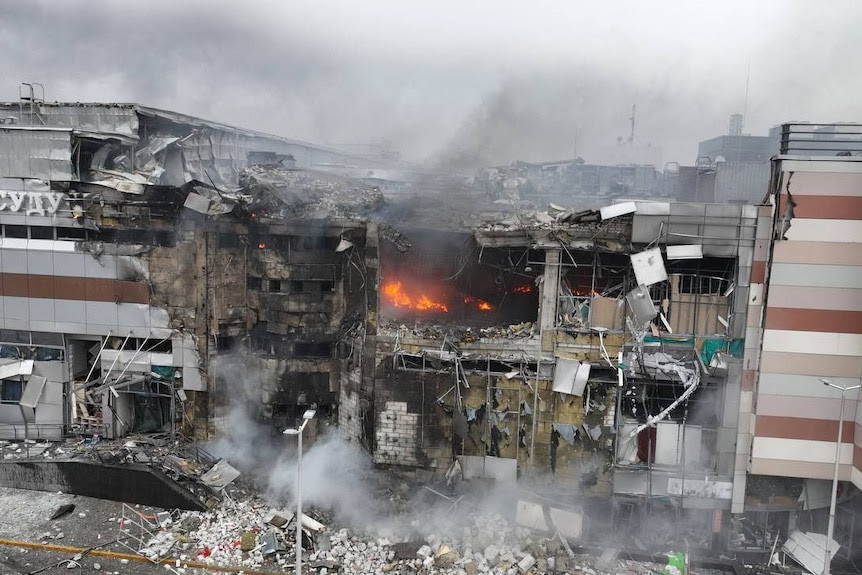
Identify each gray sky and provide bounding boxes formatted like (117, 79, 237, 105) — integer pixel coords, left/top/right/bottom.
(1, 0, 859, 168)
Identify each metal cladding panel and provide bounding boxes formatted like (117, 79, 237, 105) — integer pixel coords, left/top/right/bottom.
(714, 162, 771, 203)
(85, 300, 118, 326)
(768, 286, 862, 312)
(0, 130, 72, 180)
(117, 303, 150, 331)
(0, 250, 27, 273)
(631, 215, 664, 243)
(762, 329, 862, 357)
(705, 203, 747, 218)
(83, 253, 118, 279)
(758, 373, 861, 398)
(53, 252, 87, 277)
(3, 296, 28, 321)
(760, 351, 862, 378)
(55, 299, 86, 323)
(36, 105, 139, 136)
(752, 437, 853, 465)
(756, 394, 857, 420)
(784, 219, 862, 243)
(26, 250, 53, 275)
(780, 170, 862, 195)
(29, 298, 54, 322)
(669, 202, 707, 217)
(633, 201, 670, 215)
(774, 241, 862, 266)
(770, 263, 862, 289)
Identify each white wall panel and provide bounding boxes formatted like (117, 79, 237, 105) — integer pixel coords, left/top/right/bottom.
(55, 299, 86, 323)
(784, 219, 862, 243)
(752, 437, 853, 464)
(756, 393, 856, 420)
(770, 263, 862, 289)
(4, 296, 29, 320)
(762, 329, 862, 357)
(758, 373, 862, 399)
(29, 298, 54, 322)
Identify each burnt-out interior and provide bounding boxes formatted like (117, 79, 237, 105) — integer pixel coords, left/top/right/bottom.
(561, 250, 632, 297)
(380, 229, 541, 326)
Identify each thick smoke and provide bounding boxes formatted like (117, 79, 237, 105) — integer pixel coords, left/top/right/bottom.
(206, 351, 558, 537)
(2, 1, 860, 166)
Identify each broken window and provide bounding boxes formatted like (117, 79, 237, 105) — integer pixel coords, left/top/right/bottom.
(96, 228, 176, 247)
(56, 226, 86, 240)
(678, 275, 730, 295)
(299, 236, 334, 251)
(0, 379, 23, 404)
(294, 342, 332, 358)
(559, 250, 632, 331)
(247, 276, 263, 291)
(217, 233, 242, 249)
(290, 280, 334, 294)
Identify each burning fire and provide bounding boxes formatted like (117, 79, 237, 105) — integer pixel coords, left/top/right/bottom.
(463, 296, 495, 311)
(383, 281, 449, 312)
(513, 286, 532, 293)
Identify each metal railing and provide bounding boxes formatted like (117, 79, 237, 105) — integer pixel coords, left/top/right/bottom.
(0, 422, 64, 442)
(779, 123, 862, 155)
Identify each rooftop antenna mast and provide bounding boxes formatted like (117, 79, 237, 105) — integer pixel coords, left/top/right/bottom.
(736, 63, 750, 161)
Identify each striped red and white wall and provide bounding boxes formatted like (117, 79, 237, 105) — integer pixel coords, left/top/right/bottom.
(0, 238, 170, 337)
(750, 160, 862, 489)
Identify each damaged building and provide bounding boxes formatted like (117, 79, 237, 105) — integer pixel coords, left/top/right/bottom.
(336, 197, 758, 550)
(2, 85, 861, 563)
(0, 90, 391, 441)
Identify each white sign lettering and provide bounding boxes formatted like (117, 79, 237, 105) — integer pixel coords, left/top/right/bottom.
(0, 191, 68, 216)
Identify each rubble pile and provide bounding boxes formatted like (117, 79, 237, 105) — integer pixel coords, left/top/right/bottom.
(240, 164, 384, 219)
(380, 321, 536, 342)
(0, 434, 252, 507)
(132, 498, 669, 575)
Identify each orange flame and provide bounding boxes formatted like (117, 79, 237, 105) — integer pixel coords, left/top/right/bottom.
(258, 243, 266, 249)
(513, 286, 532, 293)
(383, 281, 448, 312)
(464, 296, 494, 311)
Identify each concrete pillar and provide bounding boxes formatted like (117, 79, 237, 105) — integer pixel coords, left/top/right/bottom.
(540, 249, 561, 353)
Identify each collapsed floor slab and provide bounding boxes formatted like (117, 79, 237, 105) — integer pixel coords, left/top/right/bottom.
(0, 460, 207, 511)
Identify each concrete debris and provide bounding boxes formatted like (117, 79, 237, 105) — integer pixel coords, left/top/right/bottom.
(517, 553, 536, 573)
(379, 223, 412, 252)
(264, 509, 294, 527)
(240, 164, 384, 219)
(50, 504, 76, 520)
(596, 547, 618, 571)
(200, 459, 241, 490)
(383, 321, 535, 342)
(782, 530, 839, 575)
(626, 284, 658, 327)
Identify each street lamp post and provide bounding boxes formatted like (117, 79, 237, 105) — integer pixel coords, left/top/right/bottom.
(819, 379, 861, 575)
(284, 409, 316, 575)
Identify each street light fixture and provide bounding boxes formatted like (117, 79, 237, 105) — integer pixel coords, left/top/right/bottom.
(284, 409, 316, 575)
(819, 379, 861, 575)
